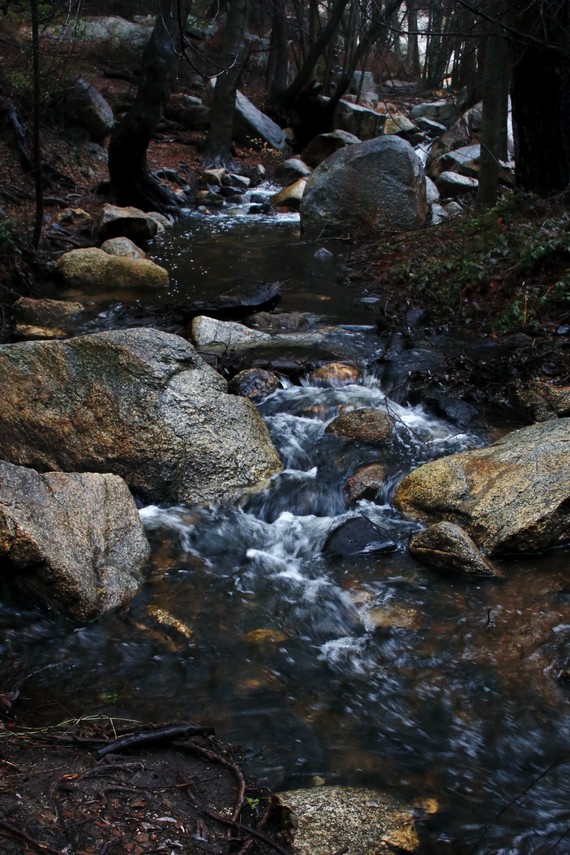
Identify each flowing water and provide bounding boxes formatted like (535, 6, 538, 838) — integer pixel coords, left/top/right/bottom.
(3, 211, 570, 854)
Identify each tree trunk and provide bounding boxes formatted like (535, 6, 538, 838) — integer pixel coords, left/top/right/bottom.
(203, 0, 249, 165)
(108, 0, 188, 214)
(508, 0, 570, 197)
(406, 0, 421, 77)
(30, 0, 43, 247)
(476, 6, 509, 210)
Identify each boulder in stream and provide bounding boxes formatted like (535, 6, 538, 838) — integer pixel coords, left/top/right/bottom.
(55, 247, 169, 290)
(0, 329, 282, 505)
(300, 136, 427, 237)
(394, 418, 570, 554)
(325, 407, 395, 444)
(0, 461, 148, 620)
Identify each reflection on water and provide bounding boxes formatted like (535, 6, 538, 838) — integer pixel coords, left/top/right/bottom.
(3, 214, 570, 853)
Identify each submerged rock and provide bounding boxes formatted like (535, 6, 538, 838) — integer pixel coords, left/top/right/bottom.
(12, 297, 86, 339)
(394, 419, 570, 554)
(0, 329, 282, 505)
(229, 368, 280, 403)
(0, 461, 148, 620)
(324, 516, 397, 556)
(277, 785, 425, 854)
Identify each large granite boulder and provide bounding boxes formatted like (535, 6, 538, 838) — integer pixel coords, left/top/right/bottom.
(394, 419, 570, 554)
(300, 136, 427, 237)
(0, 461, 149, 620)
(0, 329, 282, 505)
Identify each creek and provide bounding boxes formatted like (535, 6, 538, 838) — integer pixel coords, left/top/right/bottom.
(2, 210, 570, 854)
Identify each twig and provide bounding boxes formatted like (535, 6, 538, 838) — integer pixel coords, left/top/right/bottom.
(0, 819, 63, 854)
(96, 722, 214, 759)
(202, 807, 292, 855)
(177, 738, 246, 822)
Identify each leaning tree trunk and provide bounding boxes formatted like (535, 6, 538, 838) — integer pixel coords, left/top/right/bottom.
(108, 0, 188, 213)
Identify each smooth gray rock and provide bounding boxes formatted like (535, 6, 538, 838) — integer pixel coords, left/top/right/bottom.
(0, 461, 148, 620)
(301, 136, 427, 237)
(394, 419, 570, 554)
(436, 170, 479, 197)
(234, 90, 288, 150)
(274, 157, 312, 185)
(65, 77, 114, 141)
(0, 329, 282, 506)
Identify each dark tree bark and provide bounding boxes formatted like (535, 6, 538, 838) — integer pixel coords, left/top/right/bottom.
(203, 0, 249, 165)
(476, 3, 509, 210)
(108, 0, 189, 213)
(508, 0, 570, 198)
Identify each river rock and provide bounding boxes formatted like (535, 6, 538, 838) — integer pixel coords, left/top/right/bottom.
(229, 368, 280, 402)
(191, 316, 271, 347)
(409, 521, 499, 576)
(278, 785, 423, 854)
(383, 113, 418, 136)
(0, 329, 282, 505)
(308, 362, 359, 387)
(511, 379, 570, 422)
(324, 516, 397, 556)
(55, 247, 169, 289)
(301, 136, 427, 237)
(101, 236, 147, 258)
(274, 157, 312, 185)
(57, 207, 92, 227)
(0, 461, 149, 620)
(12, 297, 86, 338)
(344, 463, 386, 506)
(394, 419, 570, 554)
(410, 100, 460, 127)
(436, 170, 479, 197)
(326, 407, 394, 444)
(334, 99, 386, 139)
(97, 204, 162, 243)
(270, 178, 307, 210)
(301, 130, 360, 169)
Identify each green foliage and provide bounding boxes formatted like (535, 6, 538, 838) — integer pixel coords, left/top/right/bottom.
(370, 194, 570, 333)
(0, 218, 22, 258)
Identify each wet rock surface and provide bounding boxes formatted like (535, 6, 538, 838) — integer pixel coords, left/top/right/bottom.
(0, 328, 282, 506)
(394, 418, 570, 553)
(0, 461, 148, 620)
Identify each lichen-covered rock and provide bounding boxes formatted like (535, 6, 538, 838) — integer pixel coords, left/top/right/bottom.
(191, 316, 271, 347)
(0, 329, 282, 505)
(100, 237, 147, 258)
(0, 461, 148, 620)
(55, 247, 168, 289)
(394, 419, 570, 554)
